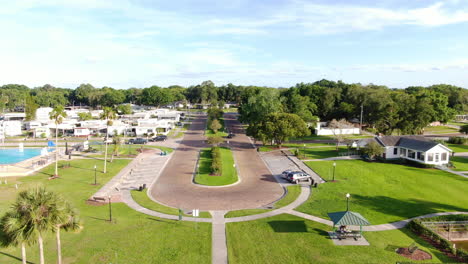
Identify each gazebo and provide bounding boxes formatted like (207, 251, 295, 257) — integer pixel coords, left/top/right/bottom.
(328, 211, 370, 238)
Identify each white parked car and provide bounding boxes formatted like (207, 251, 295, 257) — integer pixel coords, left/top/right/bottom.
(286, 171, 312, 184)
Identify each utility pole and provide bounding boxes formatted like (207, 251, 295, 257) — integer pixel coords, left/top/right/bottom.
(360, 104, 363, 134)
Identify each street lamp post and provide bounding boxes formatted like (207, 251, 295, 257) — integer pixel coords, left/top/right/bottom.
(94, 165, 97, 185)
(332, 162, 336, 181)
(108, 195, 112, 222)
(303, 144, 306, 158)
(346, 193, 350, 211)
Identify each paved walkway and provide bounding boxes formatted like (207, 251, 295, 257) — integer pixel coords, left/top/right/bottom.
(211, 211, 228, 264)
(280, 150, 325, 183)
(437, 166, 468, 179)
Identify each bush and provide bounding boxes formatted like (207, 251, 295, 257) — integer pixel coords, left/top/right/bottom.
(210, 147, 222, 175)
(448, 137, 467, 145)
(408, 218, 468, 262)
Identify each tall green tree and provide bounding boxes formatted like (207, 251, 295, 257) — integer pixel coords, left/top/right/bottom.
(25, 94, 39, 121)
(49, 105, 67, 177)
(252, 113, 310, 147)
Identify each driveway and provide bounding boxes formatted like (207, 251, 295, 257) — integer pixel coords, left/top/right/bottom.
(149, 113, 284, 210)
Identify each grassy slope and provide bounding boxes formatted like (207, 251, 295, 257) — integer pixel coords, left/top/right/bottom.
(0, 159, 211, 264)
(131, 190, 211, 218)
(446, 143, 468, 153)
(225, 185, 301, 218)
(227, 214, 453, 264)
(297, 160, 468, 224)
(450, 156, 468, 171)
(194, 147, 238, 186)
(424, 126, 459, 134)
(301, 146, 350, 159)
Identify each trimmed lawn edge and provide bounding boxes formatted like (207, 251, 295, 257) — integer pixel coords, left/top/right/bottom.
(131, 190, 212, 218)
(225, 185, 301, 218)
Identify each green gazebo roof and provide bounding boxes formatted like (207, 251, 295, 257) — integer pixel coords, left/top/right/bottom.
(327, 211, 370, 226)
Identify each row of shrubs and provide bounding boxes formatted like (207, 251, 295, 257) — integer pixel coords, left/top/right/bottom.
(408, 218, 468, 263)
(448, 136, 468, 145)
(210, 147, 222, 175)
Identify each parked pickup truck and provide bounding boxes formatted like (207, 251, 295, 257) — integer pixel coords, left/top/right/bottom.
(285, 171, 313, 184)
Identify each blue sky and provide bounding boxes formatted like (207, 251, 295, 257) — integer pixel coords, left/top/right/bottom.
(1, 0, 468, 89)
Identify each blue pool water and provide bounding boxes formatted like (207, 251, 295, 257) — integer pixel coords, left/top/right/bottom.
(0, 148, 53, 165)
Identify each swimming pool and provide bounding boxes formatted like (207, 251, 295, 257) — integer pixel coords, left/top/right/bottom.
(0, 148, 54, 165)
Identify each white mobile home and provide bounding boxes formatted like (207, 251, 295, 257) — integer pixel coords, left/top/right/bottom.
(359, 136, 452, 166)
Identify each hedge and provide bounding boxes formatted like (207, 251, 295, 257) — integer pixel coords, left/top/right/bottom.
(408, 219, 468, 262)
(448, 137, 467, 145)
(210, 147, 222, 175)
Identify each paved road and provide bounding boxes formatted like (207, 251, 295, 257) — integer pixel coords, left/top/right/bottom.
(149, 113, 284, 210)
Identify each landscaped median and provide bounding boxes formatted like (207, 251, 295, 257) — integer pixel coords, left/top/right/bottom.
(194, 147, 238, 186)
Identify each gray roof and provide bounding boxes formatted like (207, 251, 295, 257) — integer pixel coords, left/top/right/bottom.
(397, 138, 439, 152)
(367, 135, 451, 152)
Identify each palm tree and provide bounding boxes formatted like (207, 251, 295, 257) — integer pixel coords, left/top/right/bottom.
(110, 134, 122, 162)
(12, 187, 63, 264)
(49, 105, 67, 177)
(100, 107, 116, 173)
(1, 210, 36, 264)
(54, 202, 81, 264)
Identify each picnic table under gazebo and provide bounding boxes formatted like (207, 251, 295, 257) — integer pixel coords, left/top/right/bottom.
(328, 211, 371, 243)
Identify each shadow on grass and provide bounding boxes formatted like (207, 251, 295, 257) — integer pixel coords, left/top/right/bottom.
(268, 221, 308, 233)
(0, 251, 35, 264)
(352, 194, 468, 221)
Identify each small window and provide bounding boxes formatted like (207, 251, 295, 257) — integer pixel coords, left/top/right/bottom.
(442, 152, 447, 161)
(427, 153, 434, 162)
(393, 148, 398, 155)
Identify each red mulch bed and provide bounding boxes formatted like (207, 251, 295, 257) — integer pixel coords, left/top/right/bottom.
(396, 248, 432, 261)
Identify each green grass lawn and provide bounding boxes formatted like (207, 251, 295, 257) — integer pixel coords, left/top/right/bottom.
(448, 121, 466, 126)
(450, 156, 468, 171)
(297, 160, 468, 224)
(226, 214, 454, 264)
(424, 126, 459, 134)
(291, 134, 372, 141)
(446, 143, 468, 153)
(0, 159, 211, 264)
(223, 108, 238, 113)
(131, 190, 212, 218)
(225, 185, 302, 218)
(194, 147, 238, 186)
(301, 146, 350, 159)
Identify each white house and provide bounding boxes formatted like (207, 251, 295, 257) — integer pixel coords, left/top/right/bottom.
(315, 122, 360, 136)
(33, 127, 50, 138)
(0, 121, 22, 136)
(359, 136, 452, 166)
(35, 107, 53, 122)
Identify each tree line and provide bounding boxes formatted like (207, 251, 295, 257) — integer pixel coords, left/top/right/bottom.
(1, 79, 467, 135)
